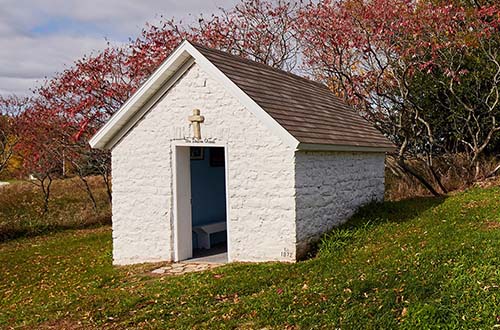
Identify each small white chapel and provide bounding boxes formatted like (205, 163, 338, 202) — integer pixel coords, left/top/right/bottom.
(90, 40, 394, 265)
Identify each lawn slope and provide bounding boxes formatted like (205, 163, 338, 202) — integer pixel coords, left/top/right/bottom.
(0, 185, 499, 329)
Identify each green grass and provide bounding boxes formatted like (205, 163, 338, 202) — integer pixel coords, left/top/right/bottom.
(0, 185, 499, 329)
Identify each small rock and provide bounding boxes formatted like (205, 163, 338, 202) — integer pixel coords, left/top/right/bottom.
(151, 267, 167, 274)
(171, 263, 184, 269)
(150, 261, 222, 276)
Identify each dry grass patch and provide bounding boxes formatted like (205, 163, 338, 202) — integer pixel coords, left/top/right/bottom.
(0, 176, 110, 241)
(483, 221, 500, 230)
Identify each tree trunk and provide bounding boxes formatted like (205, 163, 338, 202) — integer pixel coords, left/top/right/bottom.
(428, 163, 448, 194)
(78, 174, 98, 211)
(101, 172, 112, 204)
(40, 175, 53, 214)
(397, 157, 441, 197)
(486, 162, 500, 179)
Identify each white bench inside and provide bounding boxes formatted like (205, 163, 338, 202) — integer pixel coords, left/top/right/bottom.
(192, 221, 227, 249)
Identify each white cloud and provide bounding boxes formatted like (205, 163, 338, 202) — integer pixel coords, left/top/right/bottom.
(0, 0, 238, 96)
(0, 34, 111, 94)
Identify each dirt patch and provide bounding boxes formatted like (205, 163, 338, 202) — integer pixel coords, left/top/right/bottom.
(25, 319, 85, 330)
(483, 221, 500, 230)
(474, 176, 500, 189)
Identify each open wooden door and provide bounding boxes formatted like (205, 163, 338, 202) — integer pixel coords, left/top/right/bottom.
(174, 146, 192, 261)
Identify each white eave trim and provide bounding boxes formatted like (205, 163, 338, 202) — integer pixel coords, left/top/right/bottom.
(297, 143, 395, 153)
(105, 59, 195, 149)
(89, 41, 192, 149)
(89, 40, 300, 150)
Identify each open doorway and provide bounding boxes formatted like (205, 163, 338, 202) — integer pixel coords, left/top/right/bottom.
(174, 145, 228, 263)
(190, 146, 227, 262)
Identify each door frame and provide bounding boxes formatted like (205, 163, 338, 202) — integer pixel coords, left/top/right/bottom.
(172, 142, 231, 262)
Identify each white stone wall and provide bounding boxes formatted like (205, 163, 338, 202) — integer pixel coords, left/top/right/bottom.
(111, 63, 297, 265)
(294, 151, 385, 257)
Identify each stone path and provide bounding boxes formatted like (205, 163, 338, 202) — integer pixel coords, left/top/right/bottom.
(151, 262, 221, 276)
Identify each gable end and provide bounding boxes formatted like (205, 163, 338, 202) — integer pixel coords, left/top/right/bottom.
(89, 41, 299, 150)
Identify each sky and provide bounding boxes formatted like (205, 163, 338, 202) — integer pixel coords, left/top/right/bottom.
(0, 0, 239, 96)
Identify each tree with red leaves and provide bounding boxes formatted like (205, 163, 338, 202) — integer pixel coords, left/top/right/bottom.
(128, 0, 302, 75)
(13, 0, 302, 210)
(298, 0, 500, 194)
(10, 0, 500, 202)
(0, 95, 26, 176)
(192, 0, 302, 71)
(29, 46, 136, 205)
(15, 102, 64, 213)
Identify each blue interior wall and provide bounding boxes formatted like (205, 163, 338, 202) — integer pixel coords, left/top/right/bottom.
(190, 147, 227, 228)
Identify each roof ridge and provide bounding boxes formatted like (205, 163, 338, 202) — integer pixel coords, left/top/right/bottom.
(189, 41, 332, 92)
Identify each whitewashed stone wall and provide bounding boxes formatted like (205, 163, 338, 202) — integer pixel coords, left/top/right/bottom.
(111, 63, 297, 265)
(294, 151, 385, 258)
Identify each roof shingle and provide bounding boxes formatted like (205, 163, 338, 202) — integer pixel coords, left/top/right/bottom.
(193, 43, 394, 150)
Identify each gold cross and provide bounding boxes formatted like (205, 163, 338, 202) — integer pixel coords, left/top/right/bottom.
(188, 109, 205, 140)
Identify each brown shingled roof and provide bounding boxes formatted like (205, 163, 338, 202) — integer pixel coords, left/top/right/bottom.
(192, 43, 394, 150)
